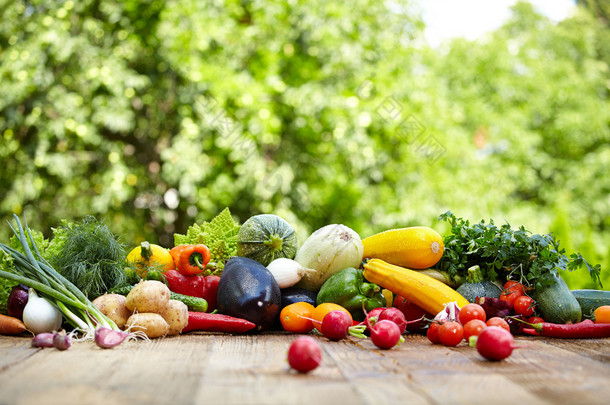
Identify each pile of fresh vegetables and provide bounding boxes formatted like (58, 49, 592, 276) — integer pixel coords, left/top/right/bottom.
(1, 208, 609, 369)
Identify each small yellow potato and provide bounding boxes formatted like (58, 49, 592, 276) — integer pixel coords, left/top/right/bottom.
(92, 293, 133, 330)
(126, 313, 170, 338)
(125, 280, 170, 313)
(161, 300, 189, 336)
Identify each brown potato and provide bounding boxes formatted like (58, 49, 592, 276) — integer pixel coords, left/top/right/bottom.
(125, 280, 170, 313)
(125, 313, 170, 338)
(92, 294, 132, 330)
(161, 300, 189, 336)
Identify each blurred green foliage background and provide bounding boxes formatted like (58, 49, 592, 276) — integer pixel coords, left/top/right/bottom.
(1, 0, 608, 288)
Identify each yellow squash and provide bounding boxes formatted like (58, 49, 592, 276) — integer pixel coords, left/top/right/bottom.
(362, 258, 468, 315)
(362, 226, 444, 269)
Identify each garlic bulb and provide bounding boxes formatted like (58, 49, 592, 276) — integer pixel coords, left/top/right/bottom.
(266, 258, 313, 289)
(22, 289, 63, 334)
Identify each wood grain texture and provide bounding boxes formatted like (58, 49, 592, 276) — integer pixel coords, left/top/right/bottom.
(0, 333, 608, 405)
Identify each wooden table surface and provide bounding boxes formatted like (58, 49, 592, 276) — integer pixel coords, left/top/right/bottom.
(0, 333, 609, 405)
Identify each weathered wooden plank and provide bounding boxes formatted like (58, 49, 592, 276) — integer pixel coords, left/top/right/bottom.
(0, 335, 212, 405)
(393, 335, 553, 405)
(0, 333, 609, 405)
(492, 338, 610, 405)
(0, 335, 38, 373)
(192, 334, 363, 405)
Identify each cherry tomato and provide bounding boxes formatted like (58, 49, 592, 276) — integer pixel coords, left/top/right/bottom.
(513, 296, 535, 317)
(438, 321, 464, 347)
(486, 317, 511, 333)
(500, 281, 525, 309)
(594, 305, 610, 324)
(500, 292, 521, 309)
(526, 316, 544, 325)
(458, 303, 486, 325)
(427, 322, 442, 344)
(463, 319, 487, 340)
(503, 280, 526, 295)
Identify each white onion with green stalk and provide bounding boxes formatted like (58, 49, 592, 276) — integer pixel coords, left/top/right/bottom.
(293, 224, 364, 291)
(22, 289, 63, 334)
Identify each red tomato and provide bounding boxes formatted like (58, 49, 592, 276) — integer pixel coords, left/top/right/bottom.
(463, 319, 487, 340)
(500, 281, 525, 309)
(500, 292, 521, 309)
(486, 317, 511, 333)
(427, 322, 442, 344)
(503, 280, 526, 295)
(458, 303, 486, 325)
(438, 321, 464, 347)
(513, 296, 535, 317)
(526, 316, 544, 325)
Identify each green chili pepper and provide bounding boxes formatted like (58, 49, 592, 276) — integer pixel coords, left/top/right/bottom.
(317, 267, 387, 321)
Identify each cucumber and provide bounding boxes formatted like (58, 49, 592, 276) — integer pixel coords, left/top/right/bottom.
(110, 285, 208, 312)
(532, 274, 581, 324)
(571, 289, 610, 319)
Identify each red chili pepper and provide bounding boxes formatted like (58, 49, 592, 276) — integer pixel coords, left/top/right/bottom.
(164, 270, 204, 298)
(178, 245, 211, 276)
(522, 319, 610, 338)
(201, 275, 220, 312)
(181, 312, 256, 334)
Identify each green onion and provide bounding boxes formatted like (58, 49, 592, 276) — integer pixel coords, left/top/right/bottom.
(0, 214, 119, 338)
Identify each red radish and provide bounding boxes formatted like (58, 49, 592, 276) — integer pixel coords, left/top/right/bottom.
(365, 311, 403, 350)
(321, 311, 353, 341)
(287, 336, 322, 373)
(377, 307, 407, 334)
(364, 307, 385, 327)
(476, 326, 519, 361)
(370, 320, 402, 349)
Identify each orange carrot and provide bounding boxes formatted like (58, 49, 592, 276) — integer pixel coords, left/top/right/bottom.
(0, 314, 27, 335)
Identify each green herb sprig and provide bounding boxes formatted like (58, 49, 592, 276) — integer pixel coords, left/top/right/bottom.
(437, 211, 602, 289)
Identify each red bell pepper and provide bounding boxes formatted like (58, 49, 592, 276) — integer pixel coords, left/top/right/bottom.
(201, 275, 220, 312)
(164, 270, 204, 298)
(164, 270, 220, 311)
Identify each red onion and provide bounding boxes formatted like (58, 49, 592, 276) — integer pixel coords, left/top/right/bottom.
(7, 284, 29, 320)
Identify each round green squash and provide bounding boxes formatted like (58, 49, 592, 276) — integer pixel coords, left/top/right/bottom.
(237, 214, 297, 266)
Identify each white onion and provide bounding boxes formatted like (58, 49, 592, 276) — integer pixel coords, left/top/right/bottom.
(22, 289, 63, 334)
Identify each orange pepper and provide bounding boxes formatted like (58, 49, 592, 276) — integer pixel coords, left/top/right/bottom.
(177, 244, 211, 276)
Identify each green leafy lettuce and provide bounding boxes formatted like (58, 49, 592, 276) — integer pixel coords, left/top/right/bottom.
(174, 208, 241, 275)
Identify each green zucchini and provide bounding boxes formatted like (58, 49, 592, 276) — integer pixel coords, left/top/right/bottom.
(110, 285, 208, 312)
(532, 274, 581, 324)
(571, 289, 610, 319)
